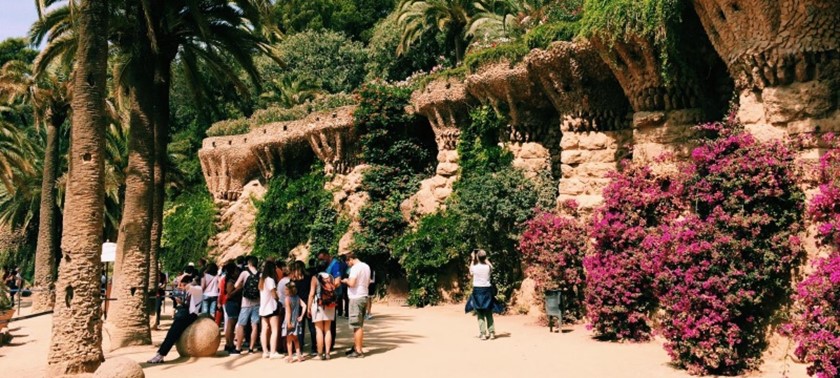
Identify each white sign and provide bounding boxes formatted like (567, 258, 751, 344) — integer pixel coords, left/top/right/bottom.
(101, 242, 116, 263)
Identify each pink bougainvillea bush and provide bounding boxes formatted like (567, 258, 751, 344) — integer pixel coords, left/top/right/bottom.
(519, 201, 587, 321)
(784, 135, 840, 378)
(584, 164, 684, 341)
(649, 129, 805, 375)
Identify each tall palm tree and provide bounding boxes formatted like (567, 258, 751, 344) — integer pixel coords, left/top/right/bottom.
(0, 59, 70, 311)
(261, 75, 323, 108)
(46, 0, 109, 374)
(397, 0, 474, 62)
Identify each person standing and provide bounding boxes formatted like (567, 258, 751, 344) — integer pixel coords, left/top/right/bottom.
(258, 261, 281, 359)
(233, 256, 261, 354)
(290, 261, 317, 356)
(318, 252, 342, 349)
(153, 270, 167, 330)
(201, 263, 220, 316)
(221, 262, 241, 353)
(465, 249, 499, 340)
(341, 252, 371, 359)
(147, 275, 203, 363)
(283, 281, 306, 362)
(308, 267, 337, 360)
(275, 261, 290, 354)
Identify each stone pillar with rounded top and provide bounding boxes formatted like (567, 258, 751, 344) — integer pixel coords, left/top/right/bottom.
(691, 0, 840, 180)
(403, 79, 473, 219)
(527, 41, 633, 210)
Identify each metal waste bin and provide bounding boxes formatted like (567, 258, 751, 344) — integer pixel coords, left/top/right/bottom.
(544, 289, 563, 333)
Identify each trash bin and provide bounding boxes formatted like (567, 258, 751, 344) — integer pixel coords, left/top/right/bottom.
(544, 289, 563, 333)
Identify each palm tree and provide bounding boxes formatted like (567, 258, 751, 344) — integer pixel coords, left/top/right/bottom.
(46, 0, 109, 374)
(261, 75, 323, 108)
(31, 0, 272, 346)
(467, 0, 549, 40)
(397, 0, 474, 63)
(0, 59, 70, 311)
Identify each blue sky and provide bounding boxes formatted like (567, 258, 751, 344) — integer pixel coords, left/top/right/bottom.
(0, 1, 40, 42)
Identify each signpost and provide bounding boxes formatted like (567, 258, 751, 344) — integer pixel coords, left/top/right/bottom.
(101, 241, 116, 319)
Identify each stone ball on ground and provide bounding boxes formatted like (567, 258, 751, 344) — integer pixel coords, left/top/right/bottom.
(175, 316, 221, 357)
(93, 357, 145, 378)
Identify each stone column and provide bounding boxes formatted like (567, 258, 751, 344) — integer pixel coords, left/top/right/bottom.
(402, 79, 473, 218)
(692, 0, 840, 176)
(527, 41, 633, 210)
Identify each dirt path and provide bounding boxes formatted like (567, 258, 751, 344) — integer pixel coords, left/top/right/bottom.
(0, 302, 808, 377)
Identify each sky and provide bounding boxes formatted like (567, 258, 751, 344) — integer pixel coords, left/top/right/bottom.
(0, 1, 40, 42)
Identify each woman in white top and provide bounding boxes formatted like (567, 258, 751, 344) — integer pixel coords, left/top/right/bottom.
(258, 261, 281, 359)
(466, 249, 496, 340)
(201, 263, 220, 316)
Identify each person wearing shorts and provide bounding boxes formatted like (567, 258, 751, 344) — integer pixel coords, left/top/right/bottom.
(341, 252, 370, 359)
(233, 256, 261, 354)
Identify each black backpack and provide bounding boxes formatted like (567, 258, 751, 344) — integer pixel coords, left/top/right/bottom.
(243, 270, 261, 300)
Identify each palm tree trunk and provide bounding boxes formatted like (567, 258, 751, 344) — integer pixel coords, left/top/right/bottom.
(32, 111, 66, 312)
(46, 0, 108, 374)
(108, 2, 156, 349)
(148, 61, 170, 327)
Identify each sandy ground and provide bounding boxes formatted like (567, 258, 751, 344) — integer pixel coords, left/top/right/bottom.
(0, 299, 809, 378)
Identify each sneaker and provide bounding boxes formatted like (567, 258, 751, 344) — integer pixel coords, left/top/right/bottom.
(479, 335, 487, 341)
(269, 353, 282, 360)
(489, 333, 496, 340)
(365, 314, 372, 320)
(309, 352, 318, 357)
(262, 352, 270, 359)
(347, 351, 365, 359)
(345, 348, 355, 355)
(147, 354, 164, 364)
(229, 349, 242, 355)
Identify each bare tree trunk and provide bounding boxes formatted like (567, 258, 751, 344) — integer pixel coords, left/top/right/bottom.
(108, 1, 156, 349)
(47, 0, 108, 374)
(32, 110, 65, 312)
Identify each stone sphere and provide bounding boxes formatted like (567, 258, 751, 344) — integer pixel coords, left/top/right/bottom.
(175, 316, 221, 357)
(93, 357, 145, 378)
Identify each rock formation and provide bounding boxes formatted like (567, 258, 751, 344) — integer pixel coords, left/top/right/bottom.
(199, 106, 358, 201)
(207, 180, 266, 263)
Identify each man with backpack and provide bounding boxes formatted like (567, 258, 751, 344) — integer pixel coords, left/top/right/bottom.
(232, 256, 261, 354)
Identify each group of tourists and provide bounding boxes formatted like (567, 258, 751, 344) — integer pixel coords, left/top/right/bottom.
(147, 251, 373, 364)
(2, 267, 22, 301)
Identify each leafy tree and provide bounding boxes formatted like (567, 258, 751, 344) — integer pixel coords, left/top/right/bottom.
(397, 0, 474, 62)
(277, 0, 396, 41)
(365, 13, 453, 81)
(0, 38, 37, 67)
(276, 30, 368, 94)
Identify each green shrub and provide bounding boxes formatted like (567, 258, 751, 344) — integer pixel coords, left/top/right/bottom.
(309, 206, 350, 257)
(524, 21, 580, 50)
(458, 105, 512, 177)
(352, 199, 407, 261)
(249, 105, 309, 126)
(206, 118, 250, 137)
(392, 212, 462, 307)
(464, 41, 530, 73)
(253, 166, 332, 258)
(449, 167, 539, 302)
(161, 188, 216, 273)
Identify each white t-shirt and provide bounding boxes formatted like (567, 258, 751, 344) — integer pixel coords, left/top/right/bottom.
(187, 284, 204, 315)
(203, 273, 220, 297)
(235, 268, 260, 307)
(259, 277, 278, 316)
(277, 277, 290, 306)
(470, 264, 492, 287)
(348, 261, 371, 299)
